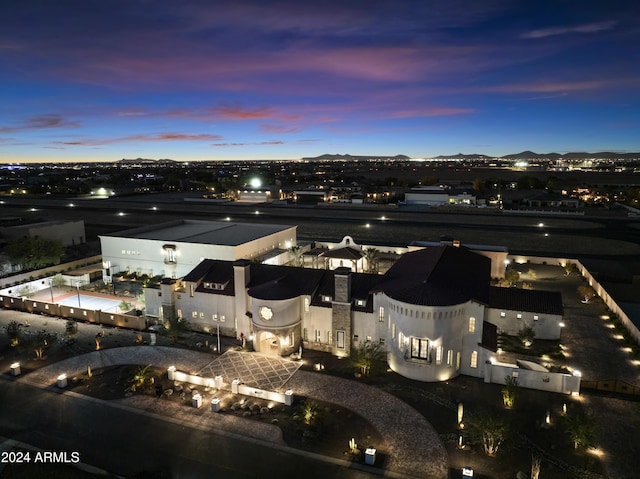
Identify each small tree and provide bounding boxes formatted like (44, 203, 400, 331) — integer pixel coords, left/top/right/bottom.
(6, 320, 21, 347)
(518, 325, 535, 348)
(119, 300, 132, 312)
(128, 365, 155, 392)
(51, 274, 66, 288)
(468, 411, 510, 456)
(162, 317, 190, 344)
(300, 400, 320, 425)
(503, 269, 520, 287)
(577, 285, 596, 303)
(27, 330, 57, 360)
(288, 245, 303, 267)
(502, 376, 520, 409)
(562, 404, 596, 450)
(351, 340, 386, 377)
(65, 320, 78, 342)
(564, 262, 578, 276)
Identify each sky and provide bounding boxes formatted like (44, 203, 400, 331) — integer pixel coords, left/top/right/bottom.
(1, 0, 639, 163)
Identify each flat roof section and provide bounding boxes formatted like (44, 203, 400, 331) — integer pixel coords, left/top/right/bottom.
(101, 220, 295, 246)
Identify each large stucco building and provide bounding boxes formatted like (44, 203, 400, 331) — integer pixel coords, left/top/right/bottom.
(145, 242, 563, 383)
(99, 220, 297, 282)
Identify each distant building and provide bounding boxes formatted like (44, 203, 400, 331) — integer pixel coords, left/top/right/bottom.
(1, 218, 85, 247)
(404, 185, 483, 207)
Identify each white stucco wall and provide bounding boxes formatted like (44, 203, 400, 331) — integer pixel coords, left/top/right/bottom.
(485, 308, 563, 340)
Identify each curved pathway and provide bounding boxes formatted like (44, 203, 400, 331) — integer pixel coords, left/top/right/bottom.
(19, 346, 448, 479)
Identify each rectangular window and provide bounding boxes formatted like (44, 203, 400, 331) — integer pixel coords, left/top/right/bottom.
(379, 338, 385, 345)
(410, 337, 429, 359)
(192, 311, 198, 318)
(398, 331, 404, 349)
(336, 330, 345, 349)
(436, 346, 443, 365)
(315, 329, 321, 342)
(353, 334, 359, 342)
(304, 297, 310, 312)
(447, 349, 453, 366)
(327, 331, 332, 344)
(199, 312, 205, 319)
(322, 295, 332, 302)
(356, 299, 366, 307)
(470, 351, 478, 368)
(379, 306, 385, 322)
(366, 335, 372, 342)
(220, 315, 225, 323)
(303, 328, 308, 341)
(456, 352, 461, 370)
(392, 323, 396, 339)
(468, 317, 476, 333)
(189, 284, 194, 297)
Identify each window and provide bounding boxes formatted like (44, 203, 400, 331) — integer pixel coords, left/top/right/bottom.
(315, 329, 321, 342)
(398, 331, 404, 349)
(199, 312, 205, 319)
(392, 323, 396, 339)
(322, 295, 332, 302)
(70, 308, 74, 313)
(379, 306, 385, 322)
(163, 244, 177, 264)
(410, 337, 429, 360)
(447, 349, 453, 366)
(470, 351, 478, 368)
(366, 335, 372, 342)
(220, 315, 225, 323)
(304, 297, 310, 312)
(379, 338, 385, 345)
(353, 334, 359, 342)
(468, 317, 476, 333)
(356, 299, 366, 307)
(436, 346, 443, 365)
(336, 330, 345, 349)
(303, 328, 308, 340)
(327, 331, 332, 344)
(192, 311, 198, 318)
(456, 352, 461, 370)
(189, 284, 194, 297)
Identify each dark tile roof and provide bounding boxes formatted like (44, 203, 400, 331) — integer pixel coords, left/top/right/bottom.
(247, 264, 326, 300)
(488, 286, 564, 315)
(320, 246, 364, 260)
(372, 245, 491, 306)
(183, 259, 235, 296)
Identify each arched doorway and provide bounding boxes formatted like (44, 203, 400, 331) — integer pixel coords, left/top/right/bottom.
(258, 331, 280, 356)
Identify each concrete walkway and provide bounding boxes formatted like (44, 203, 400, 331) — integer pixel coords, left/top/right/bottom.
(17, 346, 448, 479)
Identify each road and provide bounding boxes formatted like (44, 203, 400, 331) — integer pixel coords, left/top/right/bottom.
(1, 193, 639, 259)
(0, 378, 379, 479)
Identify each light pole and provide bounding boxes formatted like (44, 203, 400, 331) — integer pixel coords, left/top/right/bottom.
(49, 279, 54, 303)
(75, 281, 81, 307)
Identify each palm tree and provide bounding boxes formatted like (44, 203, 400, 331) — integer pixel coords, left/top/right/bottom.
(288, 245, 303, 267)
(362, 247, 380, 274)
(351, 340, 386, 376)
(467, 410, 510, 456)
(562, 404, 596, 450)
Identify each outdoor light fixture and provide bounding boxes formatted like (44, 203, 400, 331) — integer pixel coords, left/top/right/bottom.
(10, 362, 20, 376)
(168, 366, 176, 380)
(462, 467, 474, 477)
(57, 374, 68, 388)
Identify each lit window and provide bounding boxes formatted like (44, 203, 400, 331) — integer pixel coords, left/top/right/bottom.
(189, 284, 194, 297)
(379, 306, 385, 322)
(336, 330, 345, 349)
(436, 346, 443, 365)
(468, 317, 476, 333)
(447, 349, 453, 366)
(392, 323, 396, 339)
(70, 308, 74, 313)
(411, 337, 429, 360)
(470, 351, 478, 368)
(304, 297, 310, 312)
(398, 331, 404, 349)
(456, 352, 461, 370)
(199, 312, 205, 319)
(366, 335, 372, 342)
(163, 244, 177, 264)
(356, 299, 366, 307)
(192, 311, 198, 318)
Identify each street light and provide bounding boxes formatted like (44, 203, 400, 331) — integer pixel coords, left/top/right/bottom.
(75, 281, 81, 307)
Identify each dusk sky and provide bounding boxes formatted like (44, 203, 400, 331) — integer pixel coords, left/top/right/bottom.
(1, 0, 639, 163)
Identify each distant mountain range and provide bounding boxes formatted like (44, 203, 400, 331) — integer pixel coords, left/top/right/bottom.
(305, 152, 640, 161)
